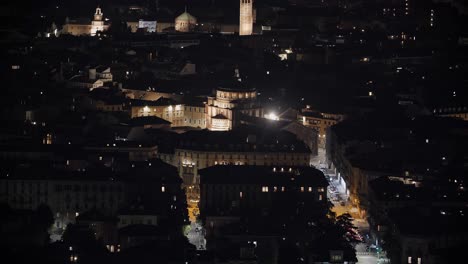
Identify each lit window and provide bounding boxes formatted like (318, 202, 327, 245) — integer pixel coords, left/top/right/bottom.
(99, 156, 103, 161)
(161, 186, 165, 192)
(274, 186, 278, 192)
(408, 256, 412, 263)
(240, 191, 243, 198)
(319, 194, 323, 201)
(417, 257, 421, 264)
(300, 187, 305, 192)
(262, 186, 269, 192)
(308, 187, 312, 192)
(281, 187, 285, 192)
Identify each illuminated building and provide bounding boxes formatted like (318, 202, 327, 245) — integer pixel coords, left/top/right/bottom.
(239, 0, 253, 35)
(129, 98, 185, 127)
(0, 161, 183, 241)
(62, 7, 109, 36)
(175, 8, 197, 32)
(298, 107, 344, 148)
(67, 67, 111, 91)
(158, 128, 312, 186)
(206, 83, 262, 131)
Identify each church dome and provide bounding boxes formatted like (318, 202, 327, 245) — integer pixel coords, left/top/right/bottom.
(175, 11, 197, 23)
(175, 10, 197, 32)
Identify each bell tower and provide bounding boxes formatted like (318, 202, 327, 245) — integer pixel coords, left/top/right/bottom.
(239, 0, 253, 36)
(94, 7, 103, 21)
(91, 7, 104, 36)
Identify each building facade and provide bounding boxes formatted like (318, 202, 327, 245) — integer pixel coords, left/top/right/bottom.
(199, 165, 328, 235)
(239, 0, 253, 35)
(206, 86, 262, 131)
(157, 128, 312, 186)
(298, 107, 344, 148)
(62, 7, 109, 36)
(175, 10, 197, 32)
(129, 99, 185, 127)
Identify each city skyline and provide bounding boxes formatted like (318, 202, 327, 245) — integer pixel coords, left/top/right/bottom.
(1, 0, 468, 263)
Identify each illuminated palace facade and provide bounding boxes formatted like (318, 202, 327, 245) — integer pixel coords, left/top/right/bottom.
(206, 85, 263, 131)
(157, 129, 313, 186)
(62, 7, 109, 36)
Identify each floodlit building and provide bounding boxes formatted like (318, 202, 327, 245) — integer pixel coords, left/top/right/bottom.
(239, 0, 253, 35)
(298, 107, 345, 148)
(62, 7, 109, 36)
(206, 82, 262, 131)
(129, 98, 185, 127)
(175, 9, 197, 32)
(158, 127, 312, 185)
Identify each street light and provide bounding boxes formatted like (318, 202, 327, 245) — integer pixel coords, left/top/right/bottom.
(265, 113, 279, 121)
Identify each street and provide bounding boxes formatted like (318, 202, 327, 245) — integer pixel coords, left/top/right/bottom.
(312, 148, 389, 264)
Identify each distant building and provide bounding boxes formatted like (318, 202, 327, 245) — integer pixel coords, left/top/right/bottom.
(0, 160, 183, 240)
(158, 127, 312, 186)
(239, 0, 253, 35)
(62, 7, 109, 36)
(126, 20, 173, 33)
(206, 83, 262, 131)
(129, 98, 185, 127)
(298, 107, 345, 148)
(433, 105, 468, 121)
(67, 67, 112, 90)
(199, 165, 328, 235)
(175, 9, 197, 33)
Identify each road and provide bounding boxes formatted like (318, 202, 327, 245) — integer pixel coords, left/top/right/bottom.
(313, 148, 389, 264)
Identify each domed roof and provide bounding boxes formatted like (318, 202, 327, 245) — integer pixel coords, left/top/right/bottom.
(217, 79, 256, 93)
(175, 11, 197, 22)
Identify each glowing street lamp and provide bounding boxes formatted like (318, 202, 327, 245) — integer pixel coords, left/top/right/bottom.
(265, 113, 279, 121)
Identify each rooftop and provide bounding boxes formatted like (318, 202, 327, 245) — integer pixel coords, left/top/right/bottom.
(175, 11, 197, 22)
(129, 116, 171, 126)
(199, 165, 328, 186)
(175, 126, 311, 153)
